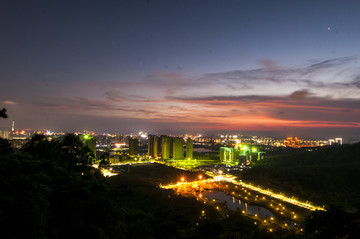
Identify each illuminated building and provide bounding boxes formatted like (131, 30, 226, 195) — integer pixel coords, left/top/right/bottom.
(0, 130, 9, 139)
(148, 135, 159, 158)
(172, 137, 184, 160)
(161, 136, 171, 159)
(335, 138, 343, 145)
(284, 137, 315, 148)
(186, 138, 193, 159)
(220, 147, 236, 163)
(328, 138, 343, 145)
(11, 121, 14, 132)
(129, 138, 139, 156)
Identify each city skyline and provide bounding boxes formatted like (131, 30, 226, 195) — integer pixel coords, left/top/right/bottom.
(1, 0, 360, 138)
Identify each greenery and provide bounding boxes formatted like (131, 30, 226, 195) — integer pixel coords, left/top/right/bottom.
(242, 143, 360, 209)
(1, 134, 359, 238)
(0, 135, 273, 239)
(0, 108, 7, 118)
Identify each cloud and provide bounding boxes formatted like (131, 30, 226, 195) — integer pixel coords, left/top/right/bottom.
(288, 89, 312, 99)
(258, 59, 281, 71)
(15, 56, 360, 134)
(1, 100, 17, 105)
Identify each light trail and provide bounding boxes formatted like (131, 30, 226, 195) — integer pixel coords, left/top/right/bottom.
(91, 164, 118, 177)
(215, 174, 326, 211)
(101, 161, 325, 211)
(161, 173, 325, 212)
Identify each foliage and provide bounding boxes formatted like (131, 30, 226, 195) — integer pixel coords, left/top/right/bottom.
(304, 206, 360, 238)
(0, 107, 7, 118)
(4, 134, 356, 238)
(98, 152, 110, 168)
(0, 134, 124, 239)
(242, 143, 360, 208)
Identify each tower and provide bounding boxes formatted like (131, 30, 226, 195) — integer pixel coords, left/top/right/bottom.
(148, 135, 158, 158)
(11, 121, 15, 132)
(161, 137, 170, 160)
(172, 137, 184, 160)
(129, 138, 139, 156)
(186, 138, 193, 160)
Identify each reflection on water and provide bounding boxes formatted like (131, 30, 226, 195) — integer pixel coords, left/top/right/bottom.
(203, 190, 275, 218)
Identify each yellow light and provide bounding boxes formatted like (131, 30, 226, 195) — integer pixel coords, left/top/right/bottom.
(270, 217, 274, 220)
(199, 175, 202, 180)
(242, 210, 245, 214)
(181, 177, 185, 182)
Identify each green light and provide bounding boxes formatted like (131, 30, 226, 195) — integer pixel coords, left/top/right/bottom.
(252, 148, 257, 153)
(84, 135, 89, 139)
(241, 145, 248, 151)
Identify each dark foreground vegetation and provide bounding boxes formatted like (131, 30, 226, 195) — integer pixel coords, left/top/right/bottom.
(242, 143, 360, 209)
(1, 135, 359, 238)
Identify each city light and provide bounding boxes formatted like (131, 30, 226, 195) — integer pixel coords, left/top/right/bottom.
(161, 173, 325, 212)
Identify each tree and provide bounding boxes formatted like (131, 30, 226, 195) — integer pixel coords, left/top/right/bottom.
(0, 138, 13, 154)
(304, 206, 360, 238)
(60, 134, 95, 170)
(0, 108, 7, 118)
(99, 152, 110, 168)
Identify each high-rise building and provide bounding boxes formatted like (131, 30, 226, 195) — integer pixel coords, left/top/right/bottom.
(129, 138, 139, 156)
(335, 138, 343, 145)
(329, 138, 343, 145)
(148, 135, 159, 158)
(186, 138, 193, 159)
(172, 137, 184, 160)
(0, 130, 9, 139)
(11, 121, 14, 132)
(158, 135, 167, 158)
(220, 147, 236, 163)
(161, 137, 171, 160)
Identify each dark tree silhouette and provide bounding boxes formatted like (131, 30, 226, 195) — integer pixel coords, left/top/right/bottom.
(0, 108, 7, 118)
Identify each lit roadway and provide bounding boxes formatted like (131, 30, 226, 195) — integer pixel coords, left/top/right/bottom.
(162, 172, 325, 212)
(96, 161, 326, 212)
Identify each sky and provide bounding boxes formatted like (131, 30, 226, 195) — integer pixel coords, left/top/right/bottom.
(1, 0, 360, 138)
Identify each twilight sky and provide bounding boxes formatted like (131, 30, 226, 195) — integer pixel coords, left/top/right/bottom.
(1, 0, 360, 138)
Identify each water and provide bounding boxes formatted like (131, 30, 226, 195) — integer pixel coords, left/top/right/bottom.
(203, 190, 275, 218)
